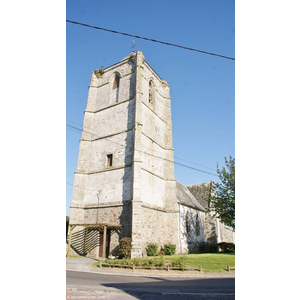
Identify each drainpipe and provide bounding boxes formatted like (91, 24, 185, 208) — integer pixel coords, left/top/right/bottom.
(96, 190, 102, 224)
(208, 181, 212, 208)
(178, 199, 182, 253)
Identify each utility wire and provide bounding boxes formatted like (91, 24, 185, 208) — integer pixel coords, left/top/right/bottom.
(66, 20, 235, 61)
(67, 119, 217, 172)
(66, 123, 218, 177)
(174, 156, 216, 171)
(67, 181, 102, 192)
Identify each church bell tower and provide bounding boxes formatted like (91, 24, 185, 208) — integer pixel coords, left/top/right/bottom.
(69, 51, 179, 258)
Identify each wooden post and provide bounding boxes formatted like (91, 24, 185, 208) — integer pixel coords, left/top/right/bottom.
(227, 265, 231, 272)
(133, 264, 135, 271)
(67, 226, 73, 257)
(83, 228, 87, 254)
(167, 265, 170, 271)
(99, 261, 102, 268)
(102, 225, 107, 259)
(199, 265, 202, 272)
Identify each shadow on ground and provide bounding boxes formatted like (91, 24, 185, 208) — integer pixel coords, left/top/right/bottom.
(100, 276, 235, 299)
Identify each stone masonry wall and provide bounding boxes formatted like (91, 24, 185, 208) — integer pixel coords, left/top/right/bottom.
(130, 52, 178, 257)
(217, 220, 235, 243)
(68, 204, 132, 258)
(70, 53, 136, 213)
(140, 205, 179, 255)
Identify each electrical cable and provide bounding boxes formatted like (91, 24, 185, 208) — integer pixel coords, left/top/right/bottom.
(67, 119, 217, 171)
(66, 123, 218, 177)
(66, 20, 235, 61)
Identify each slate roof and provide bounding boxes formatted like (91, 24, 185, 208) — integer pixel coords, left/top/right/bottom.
(176, 181, 206, 211)
(186, 182, 212, 209)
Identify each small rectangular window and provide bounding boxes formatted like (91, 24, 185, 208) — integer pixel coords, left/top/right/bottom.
(107, 154, 113, 167)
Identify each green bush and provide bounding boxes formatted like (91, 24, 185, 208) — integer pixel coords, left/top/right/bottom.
(118, 237, 132, 259)
(146, 243, 158, 256)
(199, 242, 219, 253)
(157, 255, 165, 267)
(191, 243, 199, 254)
(164, 244, 176, 255)
(172, 256, 187, 270)
(218, 242, 235, 253)
(209, 243, 219, 253)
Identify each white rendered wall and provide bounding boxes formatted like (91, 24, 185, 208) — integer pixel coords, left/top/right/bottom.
(179, 205, 206, 254)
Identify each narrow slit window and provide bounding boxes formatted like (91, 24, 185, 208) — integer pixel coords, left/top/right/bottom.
(113, 75, 120, 90)
(107, 154, 113, 167)
(149, 80, 154, 103)
(186, 212, 190, 236)
(196, 214, 200, 236)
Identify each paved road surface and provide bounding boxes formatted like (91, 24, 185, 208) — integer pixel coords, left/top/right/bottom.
(67, 270, 235, 299)
(66, 257, 235, 299)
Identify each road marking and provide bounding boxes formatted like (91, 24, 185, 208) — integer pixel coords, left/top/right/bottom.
(67, 287, 234, 296)
(66, 268, 234, 279)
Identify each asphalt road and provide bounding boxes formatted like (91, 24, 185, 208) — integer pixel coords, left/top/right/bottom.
(67, 269, 235, 299)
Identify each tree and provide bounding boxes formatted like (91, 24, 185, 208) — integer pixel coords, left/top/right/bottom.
(210, 156, 235, 229)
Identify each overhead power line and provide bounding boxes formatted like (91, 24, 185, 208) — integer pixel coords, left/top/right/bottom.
(67, 119, 217, 172)
(174, 156, 217, 171)
(66, 123, 218, 177)
(66, 20, 235, 61)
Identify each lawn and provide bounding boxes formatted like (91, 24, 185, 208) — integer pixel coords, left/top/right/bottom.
(165, 253, 235, 273)
(93, 253, 235, 273)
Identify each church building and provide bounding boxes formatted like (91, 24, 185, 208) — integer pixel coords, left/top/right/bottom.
(67, 51, 234, 258)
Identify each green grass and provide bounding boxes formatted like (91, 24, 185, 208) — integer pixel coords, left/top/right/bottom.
(166, 253, 235, 273)
(66, 255, 83, 258)
(92, 253, 235, 273)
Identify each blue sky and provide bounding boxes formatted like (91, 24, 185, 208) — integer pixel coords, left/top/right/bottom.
(66, 0, 235, 216)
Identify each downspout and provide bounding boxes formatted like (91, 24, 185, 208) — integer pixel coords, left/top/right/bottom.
(96, 190, 101, 224)
(178, 198, 182, 253)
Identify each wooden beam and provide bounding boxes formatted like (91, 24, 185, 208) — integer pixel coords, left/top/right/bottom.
(83, 228, 88, 254)
(102, 225, 107, 259)
(67, 226, 73, 257)
(69, 223, 121, 228)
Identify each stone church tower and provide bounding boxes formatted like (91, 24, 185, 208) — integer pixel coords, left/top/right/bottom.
(69, 51, 179, 258)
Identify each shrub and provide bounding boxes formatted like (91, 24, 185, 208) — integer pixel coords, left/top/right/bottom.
(146, 243, 158, 256)
(218, 242, 235, 253)
(191, 243, 199, 254)
(199, 242, 219, 253)
(164, 244, 176, 255)
(158, 250, 165, 256)
(157, 255, 165, 267)
(172, 256, 187, 270)
(118, 237, 132, 259)
(208, 243, 219, 253)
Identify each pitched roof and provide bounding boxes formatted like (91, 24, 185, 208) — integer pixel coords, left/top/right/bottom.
(186, 183, 211, 209)
(176, 181, 206, 211)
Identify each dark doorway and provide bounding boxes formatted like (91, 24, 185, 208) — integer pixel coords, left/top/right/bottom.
(99, 228, 111, 257)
